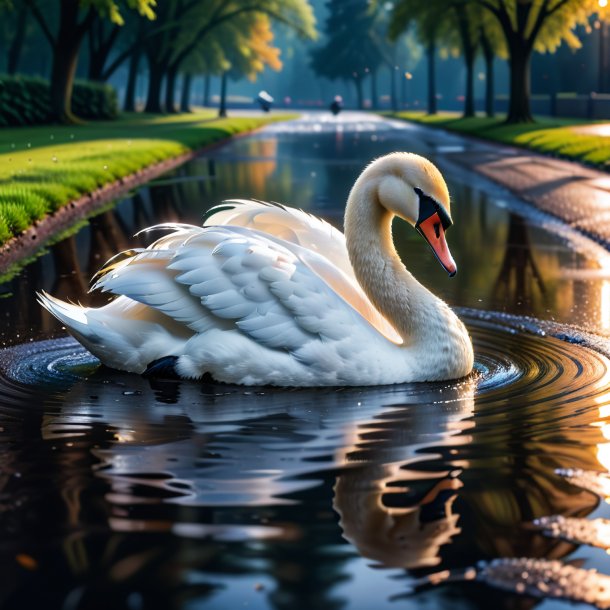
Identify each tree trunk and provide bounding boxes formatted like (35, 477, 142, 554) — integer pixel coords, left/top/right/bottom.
(427, 39, 437, 115)
(389, 65, 397, 111)
(353, 77, 364, 110)
(164, 65, 178, 113)
(50, 36, 82, 123)
(370, 70, 378, 109)
(180, 73, 192, 113)
(218, 71, 228, 117)
(87, 18, 103, 81)
(463, 53, 476, 118)
(507, 44, 533, 123)
(600, 22, 608, 93)
(124, 48, 141, 112)
(455, 8, 477, 119)
(145, 58, 165, 113)
(87, 20, 120, 82)
(7, 3, 28, 75)
(49, 0, 93, 123)
(485, 57, 495, 118)
(480, 31, 495, 118)
(203, 73, 211, 107)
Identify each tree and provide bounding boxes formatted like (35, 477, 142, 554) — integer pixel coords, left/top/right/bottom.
(87, 14, 121, 81)
(452, 4, 480, 117)
(310, 0, 384, 109)
(465, 0, 605, 122)
(389, 0, 453, 115)
(214, 13, 283, 117)
(391, 0, 494, 117)
(368, 5, 421, 111)
(446, 4, 504, 118)
(138, 0, 315, 113)
(1, 2, 31, 74)
(24, 0, 155, 123)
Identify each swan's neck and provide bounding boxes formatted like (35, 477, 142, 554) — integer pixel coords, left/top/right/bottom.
(344, 181, 440, 345)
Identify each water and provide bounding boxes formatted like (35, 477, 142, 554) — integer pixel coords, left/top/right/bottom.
(1, 113, 610, 609)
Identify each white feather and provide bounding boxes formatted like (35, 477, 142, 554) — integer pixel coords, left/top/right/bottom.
(39, 153, 474, 386)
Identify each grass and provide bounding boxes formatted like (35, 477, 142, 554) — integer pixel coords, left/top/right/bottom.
(0, 110, 295, 246)
(387, 111, 610, 169)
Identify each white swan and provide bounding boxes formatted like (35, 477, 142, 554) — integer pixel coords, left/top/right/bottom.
(38, 152, 474, 386)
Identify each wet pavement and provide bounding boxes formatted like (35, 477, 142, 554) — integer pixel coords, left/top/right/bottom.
(409, 117, 610, 249)
(1, 112, 610, 609)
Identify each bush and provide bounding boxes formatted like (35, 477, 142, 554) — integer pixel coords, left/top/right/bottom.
(72, 81, 118, 120)
(0, 75, 118, 126)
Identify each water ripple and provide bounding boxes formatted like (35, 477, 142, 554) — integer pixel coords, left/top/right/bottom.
(1, 310, 610, 608)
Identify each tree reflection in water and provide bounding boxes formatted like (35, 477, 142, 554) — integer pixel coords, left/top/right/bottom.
(0, 341, 604, 609)
(492, 214, 547, 311)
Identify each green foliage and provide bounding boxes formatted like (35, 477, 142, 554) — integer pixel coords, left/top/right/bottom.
(310, 0, 384, 82)
(470, 0, 598, 53)
(0, 75, 119, 126)
(0, 112, 295, 246)
(90, 0, 156, 24)
(72, 81, 119, 120)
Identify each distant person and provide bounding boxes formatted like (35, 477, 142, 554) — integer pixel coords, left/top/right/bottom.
(330, 95, 343, 115)
(256, 91, 273, 113)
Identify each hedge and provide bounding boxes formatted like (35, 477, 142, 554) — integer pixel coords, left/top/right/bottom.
(0, 75, 118, 126)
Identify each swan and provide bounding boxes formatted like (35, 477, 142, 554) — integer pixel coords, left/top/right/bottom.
(38, 152, 474, 386)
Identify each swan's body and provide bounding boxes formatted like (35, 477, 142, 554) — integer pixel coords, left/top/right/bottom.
(39, 153, 474, 386)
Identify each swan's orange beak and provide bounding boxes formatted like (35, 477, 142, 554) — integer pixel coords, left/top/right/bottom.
(416, 212, 457, 277)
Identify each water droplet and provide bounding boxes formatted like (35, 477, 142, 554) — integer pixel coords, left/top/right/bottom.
(52, 156, 58, 163)
(26, 142, 31, 148)
(103, 165, 108, 170)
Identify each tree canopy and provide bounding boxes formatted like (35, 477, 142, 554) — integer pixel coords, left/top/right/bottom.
(389, 0, 609, 122)
(465, 0, 607, 121)
(311, 0, 385, 109)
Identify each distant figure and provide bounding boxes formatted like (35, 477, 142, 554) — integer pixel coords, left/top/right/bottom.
(330, 95, 343, 115)
(256, 91, 273, 112)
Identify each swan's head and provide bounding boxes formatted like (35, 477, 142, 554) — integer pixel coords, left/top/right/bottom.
(360, 152, 457, 276)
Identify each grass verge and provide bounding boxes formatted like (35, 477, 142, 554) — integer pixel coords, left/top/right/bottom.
(387, 111, 610, 169)
(0, 110, 295, 246)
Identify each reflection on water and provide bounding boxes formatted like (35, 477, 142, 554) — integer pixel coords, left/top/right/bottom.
(1, 309, 610, 608)
(1, 114, 610, 608)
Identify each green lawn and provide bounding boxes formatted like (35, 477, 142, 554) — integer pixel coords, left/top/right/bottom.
(387, 111, 610, 169)
(0, 110, 294, 246)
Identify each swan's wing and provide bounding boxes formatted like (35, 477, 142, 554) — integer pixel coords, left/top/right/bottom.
(204, 200, 354, 277)
(203, 201, 401, 342)
(91, 226, 220, 334)
(92, 225, 401, 351)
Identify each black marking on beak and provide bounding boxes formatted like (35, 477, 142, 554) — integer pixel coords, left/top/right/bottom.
(414, 187, 452, 230)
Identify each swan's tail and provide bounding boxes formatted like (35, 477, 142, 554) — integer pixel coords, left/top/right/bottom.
(38, 291, 100, 349)
(37, 291, 169, 373)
